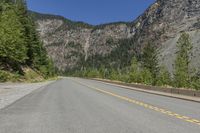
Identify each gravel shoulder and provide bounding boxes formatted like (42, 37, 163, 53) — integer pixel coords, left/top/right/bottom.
(0, 81, 54, 110)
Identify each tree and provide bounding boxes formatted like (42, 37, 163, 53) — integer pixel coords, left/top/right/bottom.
(0, 0, 56, 81)
(109, 69, 119, 80)
(85, 68, 100, 78)
(129, 57, 142, 83)
(142, 42, 159, 85)
(15, 0, 35, 66)
(0, 2, 27, 69)
(191, 71, 200, 90)
(156, 66, 171, 86)
(174, 32, 193, 88)
(140, 68, 153, 85)
(15, 0, 56, 77)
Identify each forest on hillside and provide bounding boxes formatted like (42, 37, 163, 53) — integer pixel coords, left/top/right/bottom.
(0, 0, 56, 82)
(72, 33, 200, 90)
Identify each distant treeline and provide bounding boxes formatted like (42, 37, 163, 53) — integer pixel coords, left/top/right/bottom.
(70, 33, 200, 90)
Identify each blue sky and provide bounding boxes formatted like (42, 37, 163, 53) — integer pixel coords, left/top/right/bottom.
(27, 0, 155, 25)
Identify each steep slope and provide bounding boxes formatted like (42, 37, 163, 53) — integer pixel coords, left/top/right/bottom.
(31, 0, 200, 72)
(30, 11, 133, 71)
(130, 0, 200, 72)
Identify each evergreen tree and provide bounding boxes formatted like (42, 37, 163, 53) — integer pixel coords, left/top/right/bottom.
(142, 42, 159, 85)
(0, 2, 27, 70)
(191, 71, 200, 90)
(129, 57, 142, 83)
(109, 69, 118, 80)
(156, 66, 171, 86)
(15, 0, 34, 66)
(0, 0, 56, 81)
(141, 68, 153, 85)
(15, 0, 56, 77)
(174, 32, 193, 88)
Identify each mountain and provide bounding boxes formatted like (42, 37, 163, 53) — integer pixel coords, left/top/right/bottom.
(29, 11, 133, 72)
(131, 0, 200, 73)
(30, 0, 200, 73)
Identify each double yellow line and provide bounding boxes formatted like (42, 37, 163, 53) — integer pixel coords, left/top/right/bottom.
(72, 79, 200, 126)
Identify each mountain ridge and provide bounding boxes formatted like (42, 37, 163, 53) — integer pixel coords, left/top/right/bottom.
(31, 0, 200, 73)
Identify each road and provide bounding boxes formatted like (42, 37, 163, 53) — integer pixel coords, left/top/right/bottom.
(0, 78, 200, 133)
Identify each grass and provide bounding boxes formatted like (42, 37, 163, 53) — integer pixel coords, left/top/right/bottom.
(0, 70, 20, 82)
(0, 68, 58, 83)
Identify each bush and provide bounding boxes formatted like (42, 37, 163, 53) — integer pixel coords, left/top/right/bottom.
(109, 69, 119, 80)
(23, 68, 44, 82)
(0, 70, 20, 82)
(85, 69, 100, 78)
(191, 72, 200, 90)
(156, 66, 172, 86)
(140, 69, 153, 85)
(118, 73, 130, 83)
(0, 70, 10, 82)
(191, 80, 200, 90)
(129, 57, 142, 83)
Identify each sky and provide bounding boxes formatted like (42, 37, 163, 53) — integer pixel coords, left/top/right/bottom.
(27, 0, 156, 25)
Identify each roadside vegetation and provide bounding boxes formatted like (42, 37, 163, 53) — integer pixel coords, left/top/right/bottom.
(72, 32, 200, 90)
(0, 0, 56, 82)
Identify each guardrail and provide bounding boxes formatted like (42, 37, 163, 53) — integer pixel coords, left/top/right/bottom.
(93, 79, 200, 98)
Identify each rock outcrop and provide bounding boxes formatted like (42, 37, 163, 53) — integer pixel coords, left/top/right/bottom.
(130, 0, 200, 72)
(30, 12, 133, 71)
(30, 0, 200, 72)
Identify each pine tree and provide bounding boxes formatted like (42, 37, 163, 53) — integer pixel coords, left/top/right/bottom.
(15, 0, 56, 77)
(141, 68, 153, 85)
(129, 57, 142, 83)
(0, 0, 56, 80)
(156, 66, 171, 86)
(142, 42, 159, 85)
(15, 0, 34, 65)
(0, 2, 27, 70)
(191, 71, 200, 90)
(174, 32, 193, 88)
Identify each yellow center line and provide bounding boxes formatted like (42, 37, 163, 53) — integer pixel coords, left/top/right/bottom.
(72, 79, 200, 126)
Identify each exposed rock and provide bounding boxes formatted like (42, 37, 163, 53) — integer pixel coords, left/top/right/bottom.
(30, 0, 200, 72)
(30, 12, 133, 71)
(128, 0, 200, 72)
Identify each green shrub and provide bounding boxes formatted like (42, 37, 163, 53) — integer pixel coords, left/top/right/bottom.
(118, 74, 130, 83)
(109, 69, 119, 80)
(0, 70, 11, 82)
(140, 68, 153, 85)
(191, 72, 200, 90)
(191, 80, 200, 90)
(0, 70, 20, 82)
(156, 66, 172, 86)
(129, 57, 142, 83)
(24, 68, 43, 82)
(85, 69, 100, 78)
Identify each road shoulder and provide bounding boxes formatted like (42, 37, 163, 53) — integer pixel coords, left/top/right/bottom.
(0, 81, 55, 110)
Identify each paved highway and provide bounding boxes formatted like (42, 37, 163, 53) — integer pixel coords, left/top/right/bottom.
(0, 78, 200, 133)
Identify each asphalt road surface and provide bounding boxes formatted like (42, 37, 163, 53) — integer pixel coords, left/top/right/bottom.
(0, 78, 200, 133)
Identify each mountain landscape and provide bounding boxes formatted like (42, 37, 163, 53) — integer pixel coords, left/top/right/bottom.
(0, 0, 200, 89)
(31, 0, 200, 74)
(30, 11, 133, 72)
(1, 1, 200, 132)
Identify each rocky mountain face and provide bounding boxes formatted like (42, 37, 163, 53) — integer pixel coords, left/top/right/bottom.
(131, 0, 200, 72)
(30, 12, 133, 71)
(31, 0, 200, 72)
